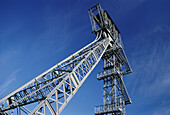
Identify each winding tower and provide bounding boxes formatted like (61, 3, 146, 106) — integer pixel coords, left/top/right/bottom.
(0, 4, 132, 115)
(88, 4, 132, 115)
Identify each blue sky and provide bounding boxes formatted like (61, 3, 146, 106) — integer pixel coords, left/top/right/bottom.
(0, 0, 170, 115)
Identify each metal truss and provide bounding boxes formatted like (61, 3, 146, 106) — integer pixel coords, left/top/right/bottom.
(0, 29, 113, 115)
(0, 3, 132, 115)
(95, 49, 132, 115)
(89, 3, 132, 115)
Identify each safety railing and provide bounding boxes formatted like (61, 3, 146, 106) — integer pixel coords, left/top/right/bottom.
(97, 67, 121, 80)
(94, 103, 123, 114)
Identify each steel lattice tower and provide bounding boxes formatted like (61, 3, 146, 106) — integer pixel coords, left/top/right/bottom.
(0, 4, 132, 115)
(88, 4, 132, 115)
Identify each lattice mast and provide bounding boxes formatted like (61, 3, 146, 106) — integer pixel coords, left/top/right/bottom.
(88, 4, 132, 115)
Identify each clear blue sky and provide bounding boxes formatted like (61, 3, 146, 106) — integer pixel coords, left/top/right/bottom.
(0, 0, 170, 115)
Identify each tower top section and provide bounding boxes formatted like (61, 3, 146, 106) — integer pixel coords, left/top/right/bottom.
(89, 4, 132, 76)
(88, 3, 119, 36)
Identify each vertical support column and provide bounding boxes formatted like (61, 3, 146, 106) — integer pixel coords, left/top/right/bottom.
(55, 91, 59, 114)
(114, 77, 117, 109)
(43, 104, 46, 115)
(103, 79, 106, 106)
(111, 77, 114, 105)
(106, 78, 109, 104)
(17, 107, 21, 115)
(63, 83, 67, 103)
(123, 101, 125, 115)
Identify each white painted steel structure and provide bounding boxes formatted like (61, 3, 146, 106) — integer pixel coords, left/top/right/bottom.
(88, 4, 132, 115)
(0, 3, 132, 115)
